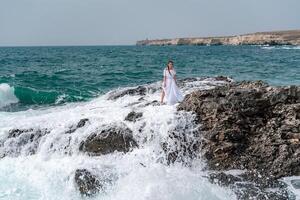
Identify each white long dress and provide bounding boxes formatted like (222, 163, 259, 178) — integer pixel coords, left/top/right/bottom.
(162, 68, 184, 105)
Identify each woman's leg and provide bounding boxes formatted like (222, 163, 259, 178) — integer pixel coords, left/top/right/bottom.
(160, 90, 165, 103)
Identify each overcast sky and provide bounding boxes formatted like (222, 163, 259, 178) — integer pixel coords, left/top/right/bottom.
(0, 0, 299, 46)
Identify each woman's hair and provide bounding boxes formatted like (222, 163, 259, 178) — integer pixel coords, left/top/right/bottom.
(166, 60, 173, 75)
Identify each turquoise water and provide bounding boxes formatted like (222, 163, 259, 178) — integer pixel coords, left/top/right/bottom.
(0, 45, 300, 200)
(0, 45, 299, 111)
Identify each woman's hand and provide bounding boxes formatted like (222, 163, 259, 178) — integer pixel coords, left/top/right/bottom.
(173, 75, 177, 84)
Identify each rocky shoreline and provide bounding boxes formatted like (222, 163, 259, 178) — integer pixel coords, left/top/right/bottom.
(1, 77, 300, 199)
(136, 30, 300, 46)
(177, 80, 300, 199)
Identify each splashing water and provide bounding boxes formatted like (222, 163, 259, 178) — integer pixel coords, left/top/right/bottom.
(0, 83, 19, 109)
(0, 78, 237, 200)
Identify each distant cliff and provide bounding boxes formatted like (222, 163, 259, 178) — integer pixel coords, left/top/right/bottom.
(136, 30, 300, 46)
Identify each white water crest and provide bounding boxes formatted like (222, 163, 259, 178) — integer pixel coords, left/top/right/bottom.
(0, 83, 19, 108)
(0, 78, 237, 200)
(261, 45, 300, 50)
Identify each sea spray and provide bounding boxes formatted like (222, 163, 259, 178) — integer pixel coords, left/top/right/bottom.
(0, 78, 236, 200)
(0, 83, 19, 108)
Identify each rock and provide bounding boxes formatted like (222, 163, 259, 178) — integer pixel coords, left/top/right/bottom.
(208, 172, 242, 187)
(137, 30, 300, 46)
(8, 128, 34, 138)
(0, 128, 49, 157)
(108, 85, 156, 100)
(208, 172, 290, 200)
(74, 168, 117, 196)
(143, 100, 160, 107)
(79, 123, 138, 155)
(66, 118, 89, 134)
(214, 76, 233, 82)
(177, 81, 300, 179)
(234, 182, 290, 200)
(162, 112, 201, 165)
(124, 111, 143, 122)
(77, 118, 89, 128)
(238, 171, 284, 188)
(75, 169, 102, 196)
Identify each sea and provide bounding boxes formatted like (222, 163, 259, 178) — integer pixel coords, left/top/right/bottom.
(0, 45, 299, 200)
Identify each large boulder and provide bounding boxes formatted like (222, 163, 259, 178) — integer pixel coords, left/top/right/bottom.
(177, 81, 300, 178)
(79, 123, 138, 155)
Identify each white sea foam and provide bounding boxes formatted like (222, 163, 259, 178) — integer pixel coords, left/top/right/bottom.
(281, 46, 300, 50)
(0, 83, 19, 109)
(55, 94, 68, 104)
(261, 45, 300, 50)
(281, 176, 300, 199)
(0, 78, 261, 200)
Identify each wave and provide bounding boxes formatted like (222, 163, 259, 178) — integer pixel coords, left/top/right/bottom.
(0, 77, 237, 200)
(261, 45, 300, 50)
(0, 83, 94, 112)
(14, 86, 60, 105)
(3, 86, 84, 111)
(0, 83, 19, 108)
(1, 77, 297, 200)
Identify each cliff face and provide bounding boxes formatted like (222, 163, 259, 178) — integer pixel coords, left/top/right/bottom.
(136, 30, 300, 46)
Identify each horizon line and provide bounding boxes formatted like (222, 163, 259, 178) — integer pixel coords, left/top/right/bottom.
(0, 44, 137, 48)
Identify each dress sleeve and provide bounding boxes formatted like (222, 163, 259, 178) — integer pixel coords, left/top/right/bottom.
(163, 69, 166, 77)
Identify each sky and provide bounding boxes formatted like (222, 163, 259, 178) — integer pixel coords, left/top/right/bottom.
(0, 0, 299, 46)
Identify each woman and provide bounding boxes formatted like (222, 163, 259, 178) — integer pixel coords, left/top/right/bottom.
(160, 60, 184, 105)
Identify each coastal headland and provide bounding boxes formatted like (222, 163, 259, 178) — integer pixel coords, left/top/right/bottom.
(136, 30, 300, 46)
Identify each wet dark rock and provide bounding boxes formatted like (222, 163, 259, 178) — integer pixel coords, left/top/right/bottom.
(79, 123, 138, 155)
(0, 128, 50, 157)
(234, 182, 291, 200)
(162, 112, 201, 165)
(178, 81, 300, 178)
(75, 169, 101, 196)
(74, 168, 117, 196)
(143, 100, 160, 107)
(66, 118, 89, 134)
(108, 85, 156, 100)
(162, 130, 200, 165)
(74, 169, 110, 196)
(208, 172, 292, 200)
(138, 97, 145, 101)
(208, 172, 242, 187)
(239, 171, 284, 188)
(214, 76, 233, 82)
(8, 129, 33, 138)
(125, 111, 143, 122)
(176, 77, 199, 86)
(77, 118, 89, 128)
